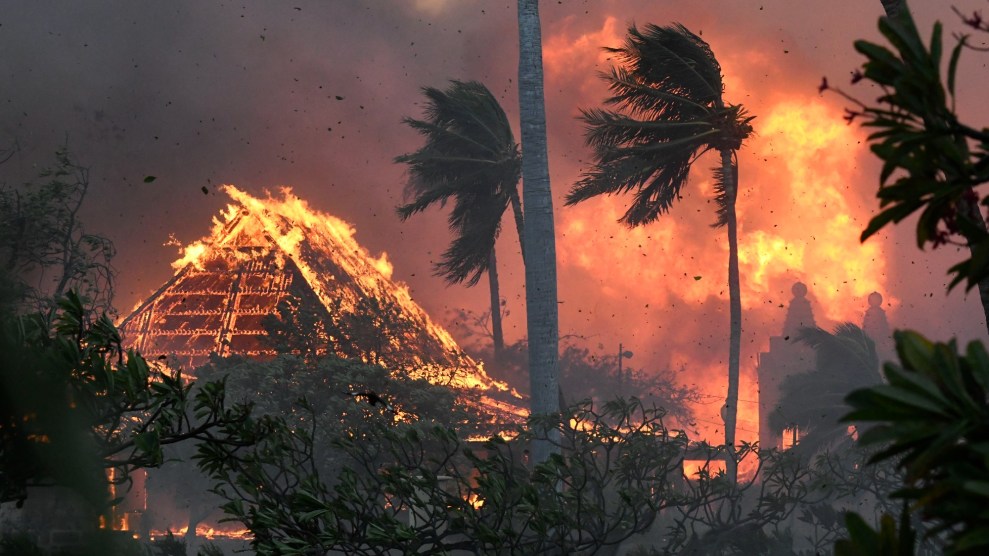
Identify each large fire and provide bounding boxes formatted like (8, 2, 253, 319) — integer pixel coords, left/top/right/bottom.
(545, 18, 892, 446)
(125, 184, 520, 400)
(171, 185, 461, 360)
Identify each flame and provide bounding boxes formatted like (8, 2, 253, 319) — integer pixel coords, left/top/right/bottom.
(170, 241, 208, 271)
(218, 184, 461, 355)
(150, 526, 252, 541)
(147, 184, 519, 412)
(745, 100, 892, 321)
(466, 492, 485, 510)
(553, 70, 891, 446)
(683, 459, 727, 479)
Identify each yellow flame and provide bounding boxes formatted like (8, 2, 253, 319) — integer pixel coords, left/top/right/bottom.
(159, 184, 519, 407)
(170, 241, 207, 271)
(218, 184, 466, 359)
(149, 526, 252, 541)
(750, 100, 892, 320)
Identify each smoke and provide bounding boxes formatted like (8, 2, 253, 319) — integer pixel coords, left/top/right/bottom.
(3, 1, 988, 443)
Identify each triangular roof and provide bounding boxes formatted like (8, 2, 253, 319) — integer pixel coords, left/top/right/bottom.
(120, 186, 518, 405)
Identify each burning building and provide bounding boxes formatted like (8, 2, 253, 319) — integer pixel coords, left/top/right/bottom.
(119, 185, 521, 411)
(113, 185, 528, 542)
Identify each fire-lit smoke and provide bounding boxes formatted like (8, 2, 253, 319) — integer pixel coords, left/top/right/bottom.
(544, 16, 893, 444)
(11, 0, 956, 448)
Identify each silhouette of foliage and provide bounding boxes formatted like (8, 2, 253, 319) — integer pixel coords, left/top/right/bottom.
(0, 291, 247, 509)
(839, 6, 989, 291)
(0, 148, 115, 316)
(197, 398, 690, 555)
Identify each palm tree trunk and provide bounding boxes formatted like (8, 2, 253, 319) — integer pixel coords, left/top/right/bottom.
(509, 188, 526, 263)
(517, 0, 561, 465)
(721, 149, 742, 486)
(488, 248, 505, 362)
(878, 0, 989, 336)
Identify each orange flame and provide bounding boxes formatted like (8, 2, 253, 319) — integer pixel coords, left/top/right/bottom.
(549, 28, 891, 447)
(160, 184, 516, 398)
(542, 14, 895, 449)
(743, 100, 893, 321)
(150, 525, 252, 541)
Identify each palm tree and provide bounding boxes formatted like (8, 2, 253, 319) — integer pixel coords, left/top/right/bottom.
(395, 80, 524, 361)
(517, 0, 561, 464)
(565, 23, 753, 483)
(769, 324, 883, 457)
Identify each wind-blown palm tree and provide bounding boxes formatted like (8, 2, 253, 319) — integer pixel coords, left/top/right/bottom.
(395, 80, 524, 360)
(769, 324, 883, 457)
(565, 23, 753, 483)
(517, 0, 561, 465)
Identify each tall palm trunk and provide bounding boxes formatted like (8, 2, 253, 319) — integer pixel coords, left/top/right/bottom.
(488, 248, 505, 361)
(721, 150, 742, 486)
(877, 0, 989, 336)
(517, 0, 560, 464)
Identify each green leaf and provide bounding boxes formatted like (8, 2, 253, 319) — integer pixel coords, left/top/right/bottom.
(143, 175, 157, 183)
(298, 509, 329, 521)
(947, 37, 965, 98)
(861, 202, 918, 242)
(843, 511, 880, 554)
(895, 331, 936, 375)
(955, 527, 989, 552)
(963, 481, 989, 498)
(929, 22, 943, 71)
(867, 385, 950, 417)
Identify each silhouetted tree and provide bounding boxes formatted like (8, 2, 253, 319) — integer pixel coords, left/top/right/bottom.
(396, 80, 523, 361)
(260, 294, 329, 360)
(0, 291, 243, 508)
(566, 23, 753, 483)
(0, 147, 115, 316)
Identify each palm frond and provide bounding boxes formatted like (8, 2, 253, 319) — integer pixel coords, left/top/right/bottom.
(798, 324, 881, 383)
(769, 323, 883, 455)
(568, 23, 754, 226)
(395, 80, 521, 285)
(607, 24, 722, 114)
(580, 107, 716, 150)
(601, 67, 710, 119)
(435, 190, 508, 286)
(395, 176, 459, 220)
